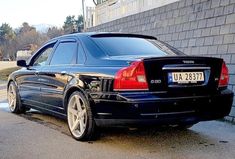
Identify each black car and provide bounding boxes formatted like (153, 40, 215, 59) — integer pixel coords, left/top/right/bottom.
(7, 33, 234, 141)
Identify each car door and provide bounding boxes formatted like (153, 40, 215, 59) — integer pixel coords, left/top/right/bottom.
(39, 38, 79, 114)
(17, 42, 56, 107)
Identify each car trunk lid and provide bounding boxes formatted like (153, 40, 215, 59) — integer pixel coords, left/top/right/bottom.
(143, 56, 223, 95)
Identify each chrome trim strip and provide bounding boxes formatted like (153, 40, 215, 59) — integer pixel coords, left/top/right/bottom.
(140, 110, 195, 116)
(93, 95, 209, 103)
(21, 85, 63, 94)
(140, 113, 159, 116)
(97, 113, 112, 115)
(120, 91, 167, 95)
(126, 95, 209, 102)
(162, 67, 210, 70)
(41, 88, 63, 94)
(90, 91, 167, 96)
(20, 85, 40, 90)
(22, 99, 64, 110)
(24, 103, 66, 117)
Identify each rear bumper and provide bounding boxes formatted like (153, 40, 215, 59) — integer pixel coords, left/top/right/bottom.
(91, 89, 234, 126)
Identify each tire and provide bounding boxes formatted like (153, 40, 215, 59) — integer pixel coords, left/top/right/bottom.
(7, 81, 26, 114)
(67, 91, 97, 141)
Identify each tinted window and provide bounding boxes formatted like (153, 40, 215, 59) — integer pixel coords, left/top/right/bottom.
(33, 44, 54, 66)
(92, 37, 176, 56)
(50, 42, 77, 65)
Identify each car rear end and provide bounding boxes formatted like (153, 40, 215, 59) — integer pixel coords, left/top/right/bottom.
(88, 33, 234, 126)
(121, 57, 232, 120)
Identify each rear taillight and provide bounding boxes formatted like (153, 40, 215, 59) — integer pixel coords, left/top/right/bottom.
(219, 61, 229, 87)
(113, 61, 148, 91)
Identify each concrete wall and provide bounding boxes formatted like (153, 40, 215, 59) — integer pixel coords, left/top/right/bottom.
(88, 0, 235, 122)
(95, 0, 179, 25)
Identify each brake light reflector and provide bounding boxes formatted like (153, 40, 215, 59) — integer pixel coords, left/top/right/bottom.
(113, 61, 148, 91)
(219, 61, 229, 87)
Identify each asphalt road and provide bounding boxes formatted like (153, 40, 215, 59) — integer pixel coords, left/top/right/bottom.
(0, 101, 235, 159)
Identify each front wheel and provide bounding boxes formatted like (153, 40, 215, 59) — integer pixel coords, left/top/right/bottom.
(7, 81, 25, 113)
(67, 91, 97, 141)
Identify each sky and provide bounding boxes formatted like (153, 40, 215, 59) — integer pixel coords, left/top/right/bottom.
(0, 0, 94, 29)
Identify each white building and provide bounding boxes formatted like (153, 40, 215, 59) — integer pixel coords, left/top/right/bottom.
(16, 50, 32, 61)
(85, 6, 95, 29)
(94, 0, 180, 26)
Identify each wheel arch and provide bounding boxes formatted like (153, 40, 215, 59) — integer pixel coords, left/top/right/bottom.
(63, 86, 89, 111)
(7, 79, 17, 91)
(65, 86, 97, 141)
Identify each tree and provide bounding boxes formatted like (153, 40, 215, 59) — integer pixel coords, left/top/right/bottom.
(0, 22, 64, 60)
(76, 15, 84, 32)
(47, 27, 64, 39)
(0, 23, 15, 42)
(0, 23, 16, 59)
(16, 22, 48, 51)
(63, 15, 77, 34)
(19, 22, 36, 34)
(63, 15, 84, 34)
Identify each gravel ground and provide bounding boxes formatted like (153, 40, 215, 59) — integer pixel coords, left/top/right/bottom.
(0, 61, 16, 70)
(0, 61, 14, 90)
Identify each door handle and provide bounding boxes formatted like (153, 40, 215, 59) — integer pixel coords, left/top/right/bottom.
(35, 71, 39, 76)
(61, 71, 67, 75)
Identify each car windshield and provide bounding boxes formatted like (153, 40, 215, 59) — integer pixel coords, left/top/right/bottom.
(92, 36, 179, 57)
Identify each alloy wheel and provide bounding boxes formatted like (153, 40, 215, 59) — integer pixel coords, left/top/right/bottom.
(8, 83, 17, 112)
(67, 94, 88, 138)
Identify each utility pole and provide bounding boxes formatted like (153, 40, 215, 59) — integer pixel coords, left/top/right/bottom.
(93, 0, 97, 5)
(82, 0, 85, 31)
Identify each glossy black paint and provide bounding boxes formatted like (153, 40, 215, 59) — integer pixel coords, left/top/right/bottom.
(8, 32, 234, 126)
(17, 60, 27, 67)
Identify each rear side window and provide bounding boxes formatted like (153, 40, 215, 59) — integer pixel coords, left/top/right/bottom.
(92, 37, 174, 56)
(50, 42, 77, 65)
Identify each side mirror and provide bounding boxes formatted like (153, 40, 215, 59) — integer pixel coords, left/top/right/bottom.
(17, 60, 27, 67)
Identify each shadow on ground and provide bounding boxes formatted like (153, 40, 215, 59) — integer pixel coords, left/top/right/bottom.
(10, 108, 228, 149)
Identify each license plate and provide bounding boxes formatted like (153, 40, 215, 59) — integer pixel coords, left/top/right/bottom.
(168, 72, 204, 84)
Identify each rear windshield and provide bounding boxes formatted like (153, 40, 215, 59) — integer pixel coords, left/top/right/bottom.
(91, 37, 178, 57)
